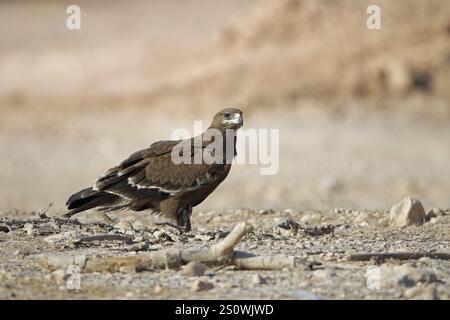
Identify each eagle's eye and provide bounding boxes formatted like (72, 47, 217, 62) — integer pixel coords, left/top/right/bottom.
(224, 112, 231, 119)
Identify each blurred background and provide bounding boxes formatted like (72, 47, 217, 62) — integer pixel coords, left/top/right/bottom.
(0, 0, 449, 214)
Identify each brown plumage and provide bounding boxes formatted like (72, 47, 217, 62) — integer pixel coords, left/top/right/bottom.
(65, 108, 243, 231)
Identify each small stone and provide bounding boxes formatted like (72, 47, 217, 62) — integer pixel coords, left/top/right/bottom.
(51, 269, 66, 284)
(154, 284, 164, 295)
(191, 280, 214, 292)
(429, 217, 441, 224)
(119, 266, 135, 273)
(194, 234, 213, 241)
(404, 284, 439, 300)
(0, 224, 10, 233)
(44, 254, 87, 271)
(181, 261, 206, 277)
(44, 231, 78, 245)
(115, 221, 134, 232)
(258, 209, 275, 215)
(313, 269, 336, 279)
(23, 223, 34, 235)
(359, 221, 369, 228)
(426, 208, 446, 221)
(252, 273, 267, 285)
(377, 264, 438, 288)
(283, 208, 298, 215)
(389, 197, 426, 227)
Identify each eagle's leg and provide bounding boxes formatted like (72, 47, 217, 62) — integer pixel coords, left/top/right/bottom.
(176, 205, 192, 232)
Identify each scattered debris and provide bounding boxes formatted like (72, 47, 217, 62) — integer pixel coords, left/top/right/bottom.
(43, 222, 312, 273)
(2, 206, 449, 299)
(276, 219, 335, 237)
(347, 252, 450, 262)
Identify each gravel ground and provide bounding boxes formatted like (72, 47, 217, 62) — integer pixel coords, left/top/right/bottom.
(0, 208, 449, 300)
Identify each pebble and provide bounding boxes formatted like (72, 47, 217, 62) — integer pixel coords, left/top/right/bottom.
(389, 197, 426, 227)
(374, 264, 438, 288)
(403, 284, 439, 300)
(426, 208, 446, 220)
(44, 231, 79, 245)
(154, 284, 164, 295)
(23, 223, 34, 235)
(191, 280, 214, 292)
(258, 209, 275, 215)
(0, 224, 10, 233)
(51, 269, 66, 284)
(180, 261, 206, 277)
(252, 273, 267, 285)
(283, 208, 298, 215)
(313, 269, 336, 279)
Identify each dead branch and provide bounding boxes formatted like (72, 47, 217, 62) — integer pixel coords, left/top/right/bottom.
(43, 222, 311, 273)
(347, 252, 450, 262)
(74, 234, 134, 245)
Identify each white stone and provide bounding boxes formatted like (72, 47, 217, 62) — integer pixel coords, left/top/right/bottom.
(389, 197, 426, 227)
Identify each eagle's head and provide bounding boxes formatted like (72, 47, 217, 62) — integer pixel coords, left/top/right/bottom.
(211, 108, 243, 130)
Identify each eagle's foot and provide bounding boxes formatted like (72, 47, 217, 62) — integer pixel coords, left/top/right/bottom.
(155, 221, 190, 234)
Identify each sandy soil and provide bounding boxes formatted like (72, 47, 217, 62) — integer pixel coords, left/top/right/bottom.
(0, 209, 449, 299)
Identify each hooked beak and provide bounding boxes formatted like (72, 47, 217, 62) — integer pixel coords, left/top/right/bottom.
(225, 113, 243, 127)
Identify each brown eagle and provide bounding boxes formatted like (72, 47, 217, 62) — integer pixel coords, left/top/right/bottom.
(64, 108, 243, 232)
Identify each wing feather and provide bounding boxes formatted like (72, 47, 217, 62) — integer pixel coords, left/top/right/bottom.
(94, 137, 228, 200)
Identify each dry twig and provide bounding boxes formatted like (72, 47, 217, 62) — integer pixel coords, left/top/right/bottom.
(43, 222, 314, 273)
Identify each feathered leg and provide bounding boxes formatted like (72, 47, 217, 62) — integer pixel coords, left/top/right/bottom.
(176, 205, 192, 232)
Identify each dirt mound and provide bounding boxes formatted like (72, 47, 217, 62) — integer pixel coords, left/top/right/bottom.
(147, 0, 450, 112)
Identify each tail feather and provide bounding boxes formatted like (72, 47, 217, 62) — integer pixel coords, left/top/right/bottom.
(64, 187, 120, 217)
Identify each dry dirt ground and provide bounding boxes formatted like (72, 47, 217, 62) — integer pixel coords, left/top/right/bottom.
(0, 208, 449, 300)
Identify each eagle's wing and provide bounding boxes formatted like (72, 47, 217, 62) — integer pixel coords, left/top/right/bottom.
(94, 139, 228, 200)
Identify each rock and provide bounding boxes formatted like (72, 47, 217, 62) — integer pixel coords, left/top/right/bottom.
(330, 208, 346, 215)
(375, 264, 438, 289)
(51, 269, 66, 284)
(403, 284, 439, 300)
(44, 231, 79, 245)
(23, 223, 34, 235)
(180, 261, 206, 277)
(283, 208, 298, 215)
(389, 197, 426, 227)
(252, 273, 267, 285)
(154, 284, 164, 295)
(258, 209, 275, 215)
(194, 234, 213, 241)
(312, 269, 336, 279)
(0, 224, 10, 233)
(429, 217, 443, 224)
(44, 254, 87, 271)
(426, 208, 446, 221)
(191, 280, 214, 292)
